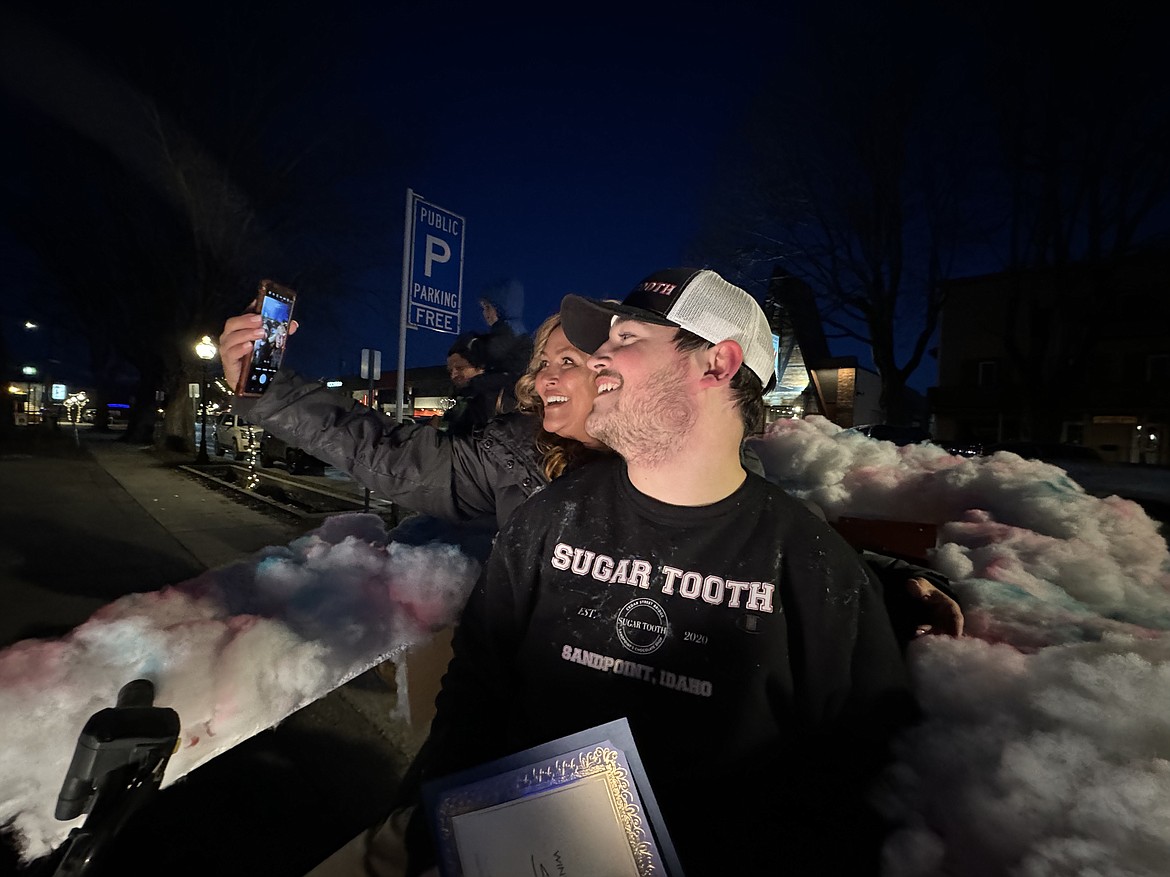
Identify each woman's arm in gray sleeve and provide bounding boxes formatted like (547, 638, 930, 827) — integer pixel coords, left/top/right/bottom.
(236, 369, 498, 522)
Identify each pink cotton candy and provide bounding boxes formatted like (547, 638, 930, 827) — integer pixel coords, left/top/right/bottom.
(0, 513, 479, 862)
(749, 417, 1170, 876)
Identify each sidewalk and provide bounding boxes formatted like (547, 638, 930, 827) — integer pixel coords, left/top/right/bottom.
(0, 426, 423, 876)
(91, 431, 308, 570)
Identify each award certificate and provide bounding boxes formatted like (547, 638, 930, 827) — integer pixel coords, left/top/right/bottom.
(422, 718, 682, 877)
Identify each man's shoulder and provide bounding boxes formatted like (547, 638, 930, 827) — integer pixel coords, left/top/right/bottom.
(745, 475, 860, 547)
(749, 472, 819, 513)
(511, 456, 619, 510)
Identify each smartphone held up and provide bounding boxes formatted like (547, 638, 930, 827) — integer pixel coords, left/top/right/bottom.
(237, 279, 297, 397)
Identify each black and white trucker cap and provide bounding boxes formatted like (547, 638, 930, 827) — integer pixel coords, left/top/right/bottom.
(560, 268, 777, 390)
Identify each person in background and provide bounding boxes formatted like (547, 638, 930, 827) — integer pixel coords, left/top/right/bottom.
(392, 267, 919, 876)
(439, 332, 495, 436)
(476, 278, 533, 378)
(443, 332, 484, 392)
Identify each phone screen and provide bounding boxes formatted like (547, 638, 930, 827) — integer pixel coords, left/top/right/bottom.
(241, 282, 296, 395)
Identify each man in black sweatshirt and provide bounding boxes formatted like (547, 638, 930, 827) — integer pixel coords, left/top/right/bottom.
(399, 268, 918, 876)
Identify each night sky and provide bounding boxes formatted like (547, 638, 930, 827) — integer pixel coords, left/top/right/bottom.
(5, 2, 1167, 397)
(2, 1, 793, 387)
(308, 5, 791, 379)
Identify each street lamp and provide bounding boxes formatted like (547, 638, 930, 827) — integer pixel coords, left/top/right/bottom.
(194, 335, 217, 463)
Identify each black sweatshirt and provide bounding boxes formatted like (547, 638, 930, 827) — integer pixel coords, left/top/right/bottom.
(405, 458, 917, 875)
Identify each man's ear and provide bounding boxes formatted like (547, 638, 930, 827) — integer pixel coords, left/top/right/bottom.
(699, 340, 744, 386)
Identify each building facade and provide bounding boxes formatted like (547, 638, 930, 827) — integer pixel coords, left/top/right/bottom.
(929, 251, 1169, 464)
(764, 269, 885, 430)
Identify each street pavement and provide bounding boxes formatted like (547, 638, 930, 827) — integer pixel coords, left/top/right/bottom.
(0, 425, 425, 877)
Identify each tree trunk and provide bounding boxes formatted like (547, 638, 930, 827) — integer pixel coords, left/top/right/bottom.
(125, 373, 160, 445)
(159, 368, 197, 453)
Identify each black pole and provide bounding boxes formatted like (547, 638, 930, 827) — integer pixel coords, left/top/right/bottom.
(364, 350, 374, 511)
(196, 361, 209, 464)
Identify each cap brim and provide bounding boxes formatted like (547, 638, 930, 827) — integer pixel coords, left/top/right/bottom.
(560, 294, 675, 354)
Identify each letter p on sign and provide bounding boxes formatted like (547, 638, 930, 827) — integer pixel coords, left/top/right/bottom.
(424, 235, 451, 277)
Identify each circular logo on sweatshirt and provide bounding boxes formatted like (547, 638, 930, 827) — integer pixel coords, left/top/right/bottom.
(616, 598, 670, 655)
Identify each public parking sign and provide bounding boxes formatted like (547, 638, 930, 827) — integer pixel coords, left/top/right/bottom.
(407, 196, 465, 334)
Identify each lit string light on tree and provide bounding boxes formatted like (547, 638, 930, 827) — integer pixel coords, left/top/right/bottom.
(244, 430, 260, 490)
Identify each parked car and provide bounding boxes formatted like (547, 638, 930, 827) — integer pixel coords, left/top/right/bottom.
(258, 432, 327, 475)
(985, 441, 1105, 464)
(845, 424, 934, 446)
(847, 424, 987, 457)
(212, 413, 263, 456)
(937, 439, 985, 458)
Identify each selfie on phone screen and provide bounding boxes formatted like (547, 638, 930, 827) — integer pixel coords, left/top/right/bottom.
(239, 280, 296, 396)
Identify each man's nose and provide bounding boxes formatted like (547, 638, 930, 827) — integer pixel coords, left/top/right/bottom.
(588, 343, 613, 372)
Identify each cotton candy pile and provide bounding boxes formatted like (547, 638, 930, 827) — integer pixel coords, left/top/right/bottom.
(0, 512, 479, 863)
(749, 416, 1170, 876)
(5, 419, 1170, 875)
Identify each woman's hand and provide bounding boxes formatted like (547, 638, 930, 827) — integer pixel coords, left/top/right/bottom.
(906, 576, 964, 638)
(218, 305, 297, 391)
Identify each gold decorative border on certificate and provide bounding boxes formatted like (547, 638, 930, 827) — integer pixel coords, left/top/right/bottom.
(522, 745, 658, 874)
(434, 743, 660, 875)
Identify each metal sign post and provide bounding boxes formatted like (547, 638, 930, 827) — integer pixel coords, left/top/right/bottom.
(361, 348, 382, 511)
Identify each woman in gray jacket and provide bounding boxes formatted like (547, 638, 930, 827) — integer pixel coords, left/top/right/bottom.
(220, 312, 608, 531)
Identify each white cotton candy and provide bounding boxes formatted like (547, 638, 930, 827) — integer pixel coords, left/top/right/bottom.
(748, 417, 1170, 875)
(6, 419, 1170, 872)
(0, 512, 479, 862)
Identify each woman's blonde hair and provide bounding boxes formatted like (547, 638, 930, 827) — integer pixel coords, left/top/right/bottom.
(514, 312, 610, 480)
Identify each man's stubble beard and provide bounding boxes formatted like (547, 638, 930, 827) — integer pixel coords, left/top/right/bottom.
(586, 358, 696, 468)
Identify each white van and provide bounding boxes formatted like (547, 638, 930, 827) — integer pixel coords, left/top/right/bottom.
(212, 413, 263, 456)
